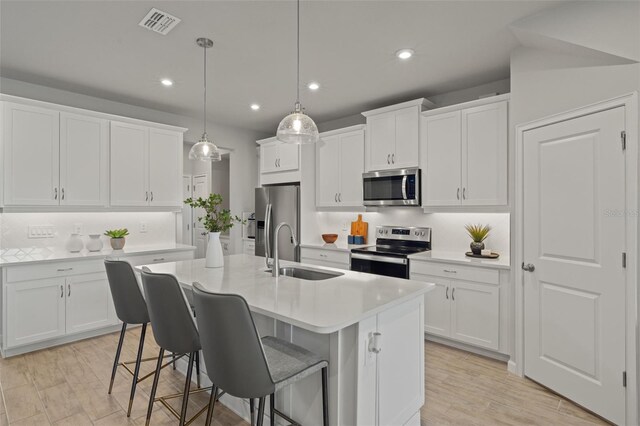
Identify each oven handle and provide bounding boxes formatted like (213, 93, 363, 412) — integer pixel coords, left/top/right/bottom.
(401, 175, 408, 200)
(351, 253, 408, 265)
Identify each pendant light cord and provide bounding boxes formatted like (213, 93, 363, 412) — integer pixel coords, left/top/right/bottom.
(296, 0, 300, 105)
(203, 42, 207, 135)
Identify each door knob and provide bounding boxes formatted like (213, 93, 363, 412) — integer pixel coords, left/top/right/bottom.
(522, 263, 535, 272)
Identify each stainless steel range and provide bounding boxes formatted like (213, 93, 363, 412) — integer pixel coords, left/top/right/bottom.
(350, 226, 431, 279)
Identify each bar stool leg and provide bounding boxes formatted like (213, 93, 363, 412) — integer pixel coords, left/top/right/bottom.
(269, 393, 275, 426)
(172, 353, 177, 370)
(257, 397, 266, 426)
(179, 352, 195, 426)
(204, 386, 218, 426)
(250, 399, 255, 426)
(145, 348, 165, 426)
(127, 323, 147, 416)
(195, 350, 201, 388)
(321, 367, 328, 426)
(108, 322, 127, 394)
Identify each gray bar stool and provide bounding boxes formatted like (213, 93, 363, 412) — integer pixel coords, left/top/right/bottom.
(105, 259, 178, 417)
(140, 269, 212, 426)
(192, 282, 329, 426)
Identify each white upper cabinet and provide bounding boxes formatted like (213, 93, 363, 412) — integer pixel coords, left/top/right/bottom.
(316, 125, 365, 208)
(110, 121, 149, 207)
(258, 137, 301, 186)
(260, 141, 280, 174)
(421, 96, 508, 208)
(148, 128, 182, 206)
(110, 121, 183, 207)
(3, 102, 60, 206)
(59, 112, 108, 206)
(362, 99, 433, 172)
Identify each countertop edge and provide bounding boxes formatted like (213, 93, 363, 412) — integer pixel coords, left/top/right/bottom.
(408, 253, 511, 270)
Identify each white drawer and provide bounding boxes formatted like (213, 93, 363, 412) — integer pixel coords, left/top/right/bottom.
(124, 250, 194, 266)
(300, 247, 350, 266)
(302, 258, 350, 271)
(243, 240, 255, 255)
(5, 259, 104, 283)
(410, 260, 499, 285)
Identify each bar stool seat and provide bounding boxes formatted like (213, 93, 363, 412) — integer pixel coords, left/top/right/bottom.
(261, 336, 328, 390)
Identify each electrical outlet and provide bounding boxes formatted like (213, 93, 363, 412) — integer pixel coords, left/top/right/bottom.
(342, 222, 348, 232)
(28, 225, 55, 239)
(73, 223, 83, 235)
(139, 222, 148, 233)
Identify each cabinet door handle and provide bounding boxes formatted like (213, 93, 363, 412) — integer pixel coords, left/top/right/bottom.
(187, 224, 190, 230)
(392, 154, 395, 164)
(368, 332, 382, 354)
(463, 188, 466, 200)
(335, 193, 338, 202)
(150, 191, 154, 202)
(387, 154, 391, 164)
(452, 288, 455, 301)
(338, 193, 342, 202)
(68, 284, 71, 297)
(443, 269, 457, 273)
(54, 187, 58, 200)
(445, 286, 449, 299)
(457, 188, 460, 200)
(60, 285, 64, 298)
(145, 191, 149, 201)
(275, 159, 277, 167)
(61, 188, 65, 200)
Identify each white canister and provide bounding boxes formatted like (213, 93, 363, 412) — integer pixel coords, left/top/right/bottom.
(86, 234, 104, 252)
(66, 233, 84, 253)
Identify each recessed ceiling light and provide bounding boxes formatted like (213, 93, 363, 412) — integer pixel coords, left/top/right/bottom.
(161, 78, 173, 86)
(250, 104, 261, 111)
(396, 49, 414, 60)
(308, 82, 320, 91)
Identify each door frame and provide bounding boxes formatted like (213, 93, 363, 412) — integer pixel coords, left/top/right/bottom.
(514, 92, 638, 425)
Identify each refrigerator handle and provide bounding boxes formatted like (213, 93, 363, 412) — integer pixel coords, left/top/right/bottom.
(265, 203, 272, 269)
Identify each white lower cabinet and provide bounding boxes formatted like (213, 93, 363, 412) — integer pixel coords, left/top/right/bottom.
(66, 272, 115, 335)
(243, 240, 255, 256)
(411, 260, 505, 353)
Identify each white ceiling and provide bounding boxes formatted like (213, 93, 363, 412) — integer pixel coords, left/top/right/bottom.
(0, 1, 564, 133)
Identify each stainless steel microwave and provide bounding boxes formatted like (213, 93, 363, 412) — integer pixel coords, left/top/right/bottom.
(362, 168, 421, 207)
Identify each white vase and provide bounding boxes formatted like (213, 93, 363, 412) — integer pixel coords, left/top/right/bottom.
(65, 233, 84, 253)
(86, 234, 104, 252)
(205, 232, 224, 268)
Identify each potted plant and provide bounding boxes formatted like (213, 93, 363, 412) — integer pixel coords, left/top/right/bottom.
(464, 224, 491, 255)
(184, 194, 243, 268)
(104, 228, 129, 250)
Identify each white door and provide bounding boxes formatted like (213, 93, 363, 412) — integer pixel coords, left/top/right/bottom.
(316, 135, 341, 207)
(462, 101, 508, 206)
(338, 131, 365, 207)
(192, 174, 210, 258)
(6, 279, 66, 348)
(523, 107, 626, 424)
(419, 275, 451, 338)
(260, 142, 279, 173)
(149, 128, 182, 206)
(59, 112, 108, 206)
(3, 103, 60, 206)
(393, 107, 419, 169)
(367, 113, 395, 171)
(66, 273, 113, 334)
(182, 176, 193, 246)
(277, 142, 299, 172)
(110, 121, 149, 206)
(422, 111, 462, 206)
(450, 281, 499, 350)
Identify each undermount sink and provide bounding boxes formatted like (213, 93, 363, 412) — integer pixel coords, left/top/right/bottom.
(268, 266, 344, 281)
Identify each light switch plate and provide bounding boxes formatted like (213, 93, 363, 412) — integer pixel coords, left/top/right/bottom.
(28, 225, 55, 239)
(139, 222, 147, 233)
(73, 223, 83, 234)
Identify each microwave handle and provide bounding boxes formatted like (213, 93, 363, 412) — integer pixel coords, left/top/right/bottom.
(401, 175, 408, 200)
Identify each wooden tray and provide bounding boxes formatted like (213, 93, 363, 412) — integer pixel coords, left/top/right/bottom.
(465, 252, 500, 259)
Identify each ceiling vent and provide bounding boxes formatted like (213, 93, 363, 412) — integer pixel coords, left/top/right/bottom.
(138, 8, 181, 35)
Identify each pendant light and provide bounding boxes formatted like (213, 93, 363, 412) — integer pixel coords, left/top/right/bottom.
(189, 37, 221, 162)
(276, 0, 319, 145)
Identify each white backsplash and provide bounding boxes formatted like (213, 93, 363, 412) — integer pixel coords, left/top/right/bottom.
(0, 212, 176, 250)
(305, 211, 510, 255)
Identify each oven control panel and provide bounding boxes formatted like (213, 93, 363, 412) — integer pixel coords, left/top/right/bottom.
(376, 226, 431, 242)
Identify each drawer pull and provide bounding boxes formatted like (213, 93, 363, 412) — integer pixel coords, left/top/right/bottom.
(319, 254, 328, 258)
(153, 258, 165, 262)
(443, 269, 457, 273)
(57, 268, 73, 272)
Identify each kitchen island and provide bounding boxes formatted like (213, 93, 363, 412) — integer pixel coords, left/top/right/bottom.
(138, 254, 434, 426)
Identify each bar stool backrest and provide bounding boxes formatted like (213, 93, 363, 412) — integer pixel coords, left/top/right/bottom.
(141, 270, 201, 355)
(192, 282, 275, 399)
(104, 260, 150, 325)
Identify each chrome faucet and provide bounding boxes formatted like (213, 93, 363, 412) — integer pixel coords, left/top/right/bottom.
(272, 222, 298, 278)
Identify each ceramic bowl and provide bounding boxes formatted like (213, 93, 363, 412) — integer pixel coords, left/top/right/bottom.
(322, 234, 338, 244)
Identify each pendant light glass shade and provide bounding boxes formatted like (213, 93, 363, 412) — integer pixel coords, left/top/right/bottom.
(276, 0, 318, 145)
(188, 37, 222, 162)
(276, 102, 319, 144)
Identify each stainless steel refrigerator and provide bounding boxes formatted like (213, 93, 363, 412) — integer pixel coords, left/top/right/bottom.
(255, 185, 300, 262)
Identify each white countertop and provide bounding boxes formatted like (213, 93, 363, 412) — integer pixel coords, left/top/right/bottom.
(408, 250, 510, 270)
(138, 254, 434, 334)
(300, 242, 371, 252)
(0, 243, 196, 267)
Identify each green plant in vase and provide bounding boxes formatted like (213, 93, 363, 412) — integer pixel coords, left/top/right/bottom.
(104, 228, 129, 250)
(464, 224, 491, 255)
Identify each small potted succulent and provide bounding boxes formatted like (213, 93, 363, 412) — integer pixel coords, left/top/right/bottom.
(464, 224, 491, 255)
(104, 228, 129, 250)
(184, 193, 243, 268)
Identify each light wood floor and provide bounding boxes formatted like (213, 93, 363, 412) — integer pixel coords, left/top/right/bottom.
(0, 328, 608, 425)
